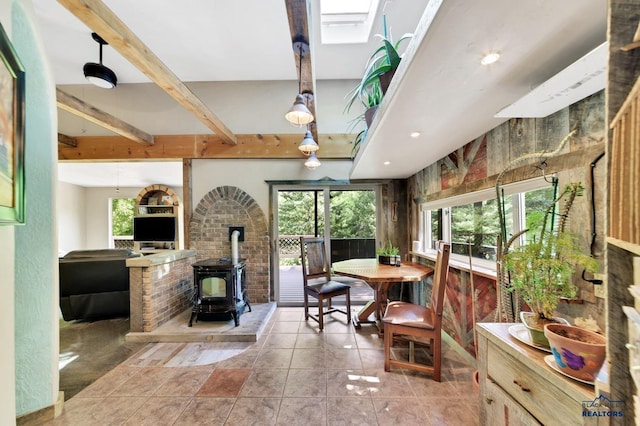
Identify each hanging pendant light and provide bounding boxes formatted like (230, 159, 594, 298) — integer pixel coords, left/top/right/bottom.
(304, 151, 321, 169)
(84, 33, 117, 89)
(298, 130, 319, 155)
(285, 38, 314, 126)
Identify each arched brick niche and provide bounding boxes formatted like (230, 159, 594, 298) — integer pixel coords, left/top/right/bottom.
(135, 184, 181, 206)
(190, 186, 270, 303)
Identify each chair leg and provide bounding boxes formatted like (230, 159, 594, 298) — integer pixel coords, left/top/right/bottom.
(384, 324, 392, 372)
(433, 337, 442, 382)
(303, 292, 309, 321)
(346, 289, 351, 324)
(318, 296, 324, 331)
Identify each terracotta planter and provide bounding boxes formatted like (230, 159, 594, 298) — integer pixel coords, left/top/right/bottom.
(520, 311, 569, 347)
(544, 323, 606, 382)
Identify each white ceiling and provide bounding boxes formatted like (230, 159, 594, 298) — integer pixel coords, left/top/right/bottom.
(33, 0, 607, 186)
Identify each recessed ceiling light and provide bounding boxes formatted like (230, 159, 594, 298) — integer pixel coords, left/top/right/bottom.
(481, 52, 500, 66)
(383, 161, 391, 166)
(410, 131, 421, 138)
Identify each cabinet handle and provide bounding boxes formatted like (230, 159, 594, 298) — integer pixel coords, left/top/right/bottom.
(485, 398, 494, 405)
(513, 379, 530, 392)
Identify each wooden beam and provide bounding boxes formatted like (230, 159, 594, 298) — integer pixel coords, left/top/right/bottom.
(182, 159, 192, 249)
(58, 133, 354, 161)
(57, 89, 154, 145)
(57, 133, 77, 147)
(57, 0, 237, 145)
(284, 0, 318, 143)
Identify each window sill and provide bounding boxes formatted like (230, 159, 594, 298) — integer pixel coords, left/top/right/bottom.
(409, 250, 497, 280)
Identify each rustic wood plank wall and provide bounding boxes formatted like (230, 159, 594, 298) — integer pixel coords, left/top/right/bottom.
(406, 91, 606, 356)
(607, 1, 640, 424)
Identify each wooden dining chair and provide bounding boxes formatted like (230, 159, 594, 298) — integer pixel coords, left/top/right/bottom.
(300, 236, 351, 331)
(382, 241, 450, 380)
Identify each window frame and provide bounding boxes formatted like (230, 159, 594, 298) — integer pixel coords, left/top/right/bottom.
(418, 177, 554, 273)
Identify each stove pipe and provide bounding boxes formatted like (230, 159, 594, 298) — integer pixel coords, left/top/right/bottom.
(231, 230, 240, 264)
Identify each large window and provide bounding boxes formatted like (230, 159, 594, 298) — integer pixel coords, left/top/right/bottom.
(110, 197, 135, 249)
(421, 178, 555, 269)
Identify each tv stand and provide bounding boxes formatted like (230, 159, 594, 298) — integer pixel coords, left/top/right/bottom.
(133, 185, 183, 252)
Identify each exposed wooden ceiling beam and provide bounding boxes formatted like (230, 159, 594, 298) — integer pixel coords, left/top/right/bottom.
(57, 89, 154, 145)
(57, 133, 77, 147)
(284, 0, 318, 143)
(58, 133, 354, 161)
(57, 0, 237, 145)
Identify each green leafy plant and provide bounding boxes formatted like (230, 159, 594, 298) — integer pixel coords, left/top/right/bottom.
(377, 240, 400, 256)
(345, 17, 412, 157)
(503, 182, 598, 324)
(344, 16, 413, 114)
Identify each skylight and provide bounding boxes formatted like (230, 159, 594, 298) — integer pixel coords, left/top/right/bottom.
(320, 0, 379, 44)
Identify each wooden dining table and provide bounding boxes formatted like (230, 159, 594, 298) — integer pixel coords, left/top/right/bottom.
(332, 258, 434, 332)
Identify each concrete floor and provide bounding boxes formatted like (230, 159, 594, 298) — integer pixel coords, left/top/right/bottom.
(59, 317, 146, 400)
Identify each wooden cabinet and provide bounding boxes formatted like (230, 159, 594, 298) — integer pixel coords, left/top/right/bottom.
(477, 323, 604, 426)
(134, 185, 184, 253)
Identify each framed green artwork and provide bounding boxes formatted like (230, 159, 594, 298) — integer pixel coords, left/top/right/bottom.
(0, 23, 25, 225)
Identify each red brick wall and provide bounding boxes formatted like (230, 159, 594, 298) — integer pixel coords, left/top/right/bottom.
(129, 256, 195, 332)
(189, 186, 270, 303)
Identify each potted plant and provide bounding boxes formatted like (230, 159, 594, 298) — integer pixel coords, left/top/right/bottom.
(344, 16, 413, 155)
(377, 240, 400, 265)
(503, 182, 599, 346)
(346, 80, 383, 158)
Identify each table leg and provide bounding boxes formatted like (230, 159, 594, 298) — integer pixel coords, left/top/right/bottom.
(353, 300, 377, 328)
(352, 282, 392, 334)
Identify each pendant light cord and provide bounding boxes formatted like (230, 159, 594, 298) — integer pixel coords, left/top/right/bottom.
(298, 43, 303, 95)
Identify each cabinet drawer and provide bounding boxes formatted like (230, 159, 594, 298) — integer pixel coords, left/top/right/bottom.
(487, 342, 584, 425)
(482, 379, 541, 426)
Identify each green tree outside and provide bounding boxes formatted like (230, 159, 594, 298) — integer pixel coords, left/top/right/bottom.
(112, 198, 135, 236)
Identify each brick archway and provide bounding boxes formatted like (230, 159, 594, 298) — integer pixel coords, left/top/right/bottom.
(190, 186, 270, 303)
(135, 184, 181, 206)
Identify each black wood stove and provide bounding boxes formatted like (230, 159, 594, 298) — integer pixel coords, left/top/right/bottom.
(189, 258, 251, 327)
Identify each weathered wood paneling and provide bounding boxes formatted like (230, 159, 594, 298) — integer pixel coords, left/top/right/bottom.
(407, 93, 607, 359)
(607, 2, 640, 424)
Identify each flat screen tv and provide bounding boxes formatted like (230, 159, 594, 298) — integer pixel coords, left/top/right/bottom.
(133, 216, 176, 242)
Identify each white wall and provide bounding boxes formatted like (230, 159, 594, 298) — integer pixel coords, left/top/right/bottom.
(0, 225, 15, 424)
(57, 182, 85, 255)
(192, 159, 354, 215)
(57, 182, 185, 254)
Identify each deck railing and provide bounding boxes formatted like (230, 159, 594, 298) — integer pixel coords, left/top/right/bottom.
(277, 235, 375, 264)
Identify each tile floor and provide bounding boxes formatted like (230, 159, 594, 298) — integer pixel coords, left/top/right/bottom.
(49, 308, 480, 425)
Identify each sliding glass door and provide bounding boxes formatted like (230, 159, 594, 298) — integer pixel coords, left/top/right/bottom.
(273, 185, 377, 305)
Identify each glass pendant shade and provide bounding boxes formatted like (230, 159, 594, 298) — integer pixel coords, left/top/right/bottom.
(304, 151, 321, 169)
(285, 94, 314, 126)
(298, 130, 319, 155)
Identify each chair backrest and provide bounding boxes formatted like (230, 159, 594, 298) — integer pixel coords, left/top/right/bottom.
(429, 241, 451, 324)
(300, 237, 331, 286)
